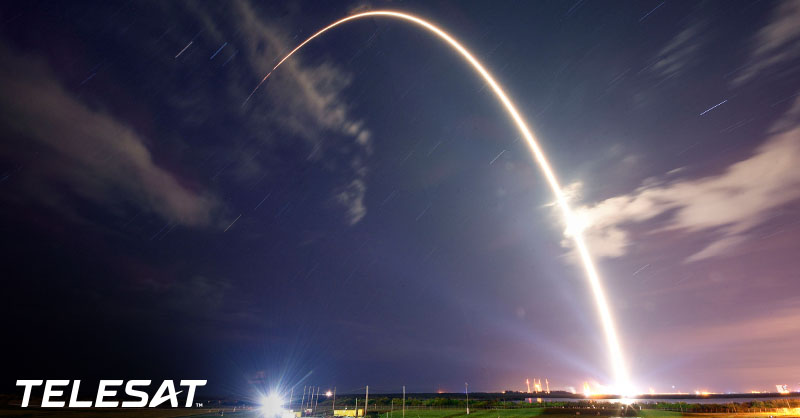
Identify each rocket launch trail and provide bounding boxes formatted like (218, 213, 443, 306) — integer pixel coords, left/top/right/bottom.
(246, 10, 632, 394)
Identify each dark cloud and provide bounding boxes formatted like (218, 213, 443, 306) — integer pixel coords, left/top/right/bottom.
(0, 43, 217, 225)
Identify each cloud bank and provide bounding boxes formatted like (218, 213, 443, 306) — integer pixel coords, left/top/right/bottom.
(568, 97, 800, 262)
(0, 44, 217, 226)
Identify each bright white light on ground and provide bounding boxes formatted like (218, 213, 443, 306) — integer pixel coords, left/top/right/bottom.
(260, 393, 292, 418)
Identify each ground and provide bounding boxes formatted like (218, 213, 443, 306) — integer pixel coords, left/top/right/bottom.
(0, 407, 797, 418)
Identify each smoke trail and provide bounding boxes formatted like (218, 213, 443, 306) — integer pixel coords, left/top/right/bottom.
(245, 10, 632, 394)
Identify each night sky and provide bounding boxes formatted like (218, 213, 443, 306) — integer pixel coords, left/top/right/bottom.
(2, 0, 800, 398)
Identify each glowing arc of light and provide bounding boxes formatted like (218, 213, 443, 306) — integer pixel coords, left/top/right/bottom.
(246, 10, 631, 394)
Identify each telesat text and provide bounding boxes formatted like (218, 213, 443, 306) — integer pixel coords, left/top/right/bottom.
(16, 380, 207, 408)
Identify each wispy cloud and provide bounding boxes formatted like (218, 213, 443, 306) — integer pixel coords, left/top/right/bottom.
(230, 0, 373, 224)
(650, 22, 704, 79)
(734, 0, 800, 85)
(0, 44, 217, 226)
(566, 96, 800, 262)
(336, 179, 367, 225)
(643, 303, 800, 376)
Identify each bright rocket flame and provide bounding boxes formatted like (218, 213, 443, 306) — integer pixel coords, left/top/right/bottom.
(246, 10, 631, 394)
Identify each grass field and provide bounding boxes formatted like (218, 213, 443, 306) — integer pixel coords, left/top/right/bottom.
(0, 408, 245, 418)
(380, 408, 546, 418)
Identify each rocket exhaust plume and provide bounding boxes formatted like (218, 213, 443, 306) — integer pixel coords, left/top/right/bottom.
(245, 10, 632, 395)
